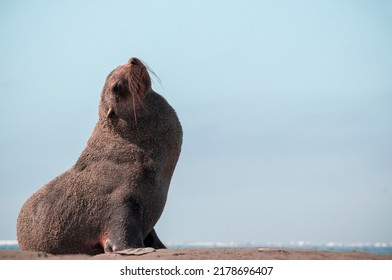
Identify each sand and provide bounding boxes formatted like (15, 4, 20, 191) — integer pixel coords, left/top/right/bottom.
(1, 248, 391, 260)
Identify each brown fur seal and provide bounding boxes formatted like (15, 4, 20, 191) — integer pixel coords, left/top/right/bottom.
(16, 57, 182, 255)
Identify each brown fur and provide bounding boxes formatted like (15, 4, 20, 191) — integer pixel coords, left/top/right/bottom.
(16, 57, 182, 255)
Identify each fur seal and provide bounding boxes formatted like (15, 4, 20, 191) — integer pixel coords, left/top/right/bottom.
(16, 57, 182, 255)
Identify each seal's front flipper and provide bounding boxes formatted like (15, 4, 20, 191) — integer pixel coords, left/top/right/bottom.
(144, 228, 166, 249)
(115, 247, 156, 255)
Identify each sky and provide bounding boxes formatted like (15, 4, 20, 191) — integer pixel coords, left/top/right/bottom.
(0, 0, 391, 244)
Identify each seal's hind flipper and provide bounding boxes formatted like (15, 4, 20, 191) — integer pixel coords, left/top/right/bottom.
(144, 228, 166, 249)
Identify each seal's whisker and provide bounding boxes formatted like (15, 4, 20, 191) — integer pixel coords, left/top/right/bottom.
(131, 88, 138, 128)
(147, 67, 162, 88)
(128, 76, 149, 114)
(140, 60, 162, 88)
(135, 93, 149, 113)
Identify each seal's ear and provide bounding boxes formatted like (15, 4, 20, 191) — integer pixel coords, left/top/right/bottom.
(106, 107, 115, 119)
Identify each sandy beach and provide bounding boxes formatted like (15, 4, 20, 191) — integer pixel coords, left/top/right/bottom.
(1, 248, 391, 260)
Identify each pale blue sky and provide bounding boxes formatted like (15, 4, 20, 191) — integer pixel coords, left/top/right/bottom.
(0, 0, 391, 244)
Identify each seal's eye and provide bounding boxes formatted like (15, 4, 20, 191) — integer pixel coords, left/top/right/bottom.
(113, 82, 123, 96)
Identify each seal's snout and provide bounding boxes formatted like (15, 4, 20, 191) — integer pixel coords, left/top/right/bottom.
(129, 57, 139, 65)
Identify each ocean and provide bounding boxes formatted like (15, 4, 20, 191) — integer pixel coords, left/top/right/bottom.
(1, 240, 392, 255)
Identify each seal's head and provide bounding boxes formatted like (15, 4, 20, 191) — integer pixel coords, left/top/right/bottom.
(99, 57, 152, 122)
